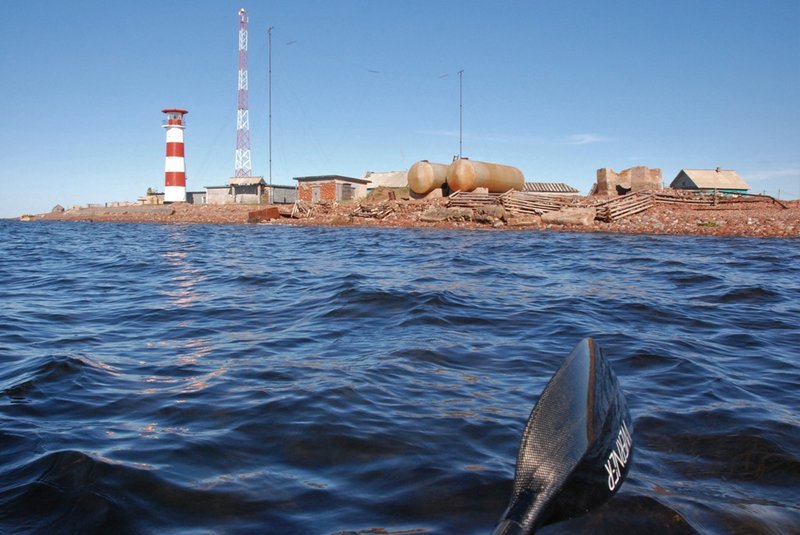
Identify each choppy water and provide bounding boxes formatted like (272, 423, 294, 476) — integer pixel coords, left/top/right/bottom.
(0, 220, 798, 534)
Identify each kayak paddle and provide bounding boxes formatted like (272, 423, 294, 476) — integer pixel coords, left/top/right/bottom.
(492, 337, 633, 534)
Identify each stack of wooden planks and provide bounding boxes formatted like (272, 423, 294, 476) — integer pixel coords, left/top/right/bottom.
(595, 192, 654, 222)
(500, 191, 568, 215)
(447, 190, 503, 208)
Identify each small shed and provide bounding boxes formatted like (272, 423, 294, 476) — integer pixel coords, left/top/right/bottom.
(524, 182, 581, 196)
(205, 185, 231, 205)
(186, 191, 206, 204)
(229, 176, 267, 204)
(670, 169, 749, 194)
(294, 175, 371, 203)
(269, 185, 297, 204)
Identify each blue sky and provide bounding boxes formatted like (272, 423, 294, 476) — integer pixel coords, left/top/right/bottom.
(1, 0, 798, 217)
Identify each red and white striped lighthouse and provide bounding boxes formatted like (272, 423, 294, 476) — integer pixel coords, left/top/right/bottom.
(162, 108, 188, 203)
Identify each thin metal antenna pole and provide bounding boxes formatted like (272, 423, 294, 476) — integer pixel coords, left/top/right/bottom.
(268, 26, 274, 193)
(458, 69, 464, 159)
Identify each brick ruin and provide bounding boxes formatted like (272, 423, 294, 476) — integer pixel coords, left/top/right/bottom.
(595, 166, 662, 196)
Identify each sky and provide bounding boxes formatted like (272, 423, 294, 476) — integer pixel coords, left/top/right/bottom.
(1, 0, 798, 217)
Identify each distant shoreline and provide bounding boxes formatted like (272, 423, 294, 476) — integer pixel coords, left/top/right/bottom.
(19, 194, 800, 238)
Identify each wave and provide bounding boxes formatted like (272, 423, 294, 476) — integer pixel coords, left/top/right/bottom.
(1, 222, 798, 533)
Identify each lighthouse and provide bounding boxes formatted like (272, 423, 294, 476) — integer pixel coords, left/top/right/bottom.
(162, 108, 188, 203)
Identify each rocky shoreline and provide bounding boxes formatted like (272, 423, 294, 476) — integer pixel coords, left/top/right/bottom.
(23, 193, 800, 238)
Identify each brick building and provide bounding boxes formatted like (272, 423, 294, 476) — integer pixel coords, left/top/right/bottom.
(293, 175, 371, 203)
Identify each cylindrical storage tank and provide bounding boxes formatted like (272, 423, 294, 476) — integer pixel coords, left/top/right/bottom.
(407, 160, 449, 194)
(446, 158, 525, 193)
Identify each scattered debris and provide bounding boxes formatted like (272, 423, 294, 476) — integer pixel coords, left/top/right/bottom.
(351, 202, 395, 220)
(291, 199, 312, 219)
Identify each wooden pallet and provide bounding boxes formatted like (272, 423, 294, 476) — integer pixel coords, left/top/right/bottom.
(595, 192, 654, 222)
(500, 191, 567, 215)
(447, 190, 503, 208)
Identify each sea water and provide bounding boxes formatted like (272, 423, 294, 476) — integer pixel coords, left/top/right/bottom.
(0, 221, 798, 534)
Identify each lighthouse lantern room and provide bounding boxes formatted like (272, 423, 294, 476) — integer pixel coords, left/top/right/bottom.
(162, 108, 188, 203)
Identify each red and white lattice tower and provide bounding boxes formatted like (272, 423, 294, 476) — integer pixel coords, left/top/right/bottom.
(234, 8, 252, 177)
(162, 108, 188, 203)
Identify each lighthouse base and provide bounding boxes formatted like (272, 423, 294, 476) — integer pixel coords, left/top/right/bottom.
(164, 186, 187, 203)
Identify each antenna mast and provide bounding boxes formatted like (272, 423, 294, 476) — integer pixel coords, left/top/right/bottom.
(268, 26, 274, 189)
(458, 69, 464, 159)
(235, 8, 252, 177)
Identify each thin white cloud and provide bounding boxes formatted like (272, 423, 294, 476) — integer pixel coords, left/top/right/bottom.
(416, 129, 616, 147)
(565, 133, 614, 145)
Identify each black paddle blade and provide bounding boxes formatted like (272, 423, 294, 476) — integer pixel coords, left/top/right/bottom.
(492, 337, 633, 534)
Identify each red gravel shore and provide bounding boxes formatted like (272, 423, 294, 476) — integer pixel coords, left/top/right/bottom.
(27, 196, 800, 238)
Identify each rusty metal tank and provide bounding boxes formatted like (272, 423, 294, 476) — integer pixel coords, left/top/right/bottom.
(407, 160, 450, 194)
(446, 158, 525, 193)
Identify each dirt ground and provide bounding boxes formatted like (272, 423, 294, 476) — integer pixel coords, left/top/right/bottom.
(28, 194, 800, 238)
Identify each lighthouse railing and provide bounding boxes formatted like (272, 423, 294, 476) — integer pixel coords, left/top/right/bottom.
(162, 118, 187, 127)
